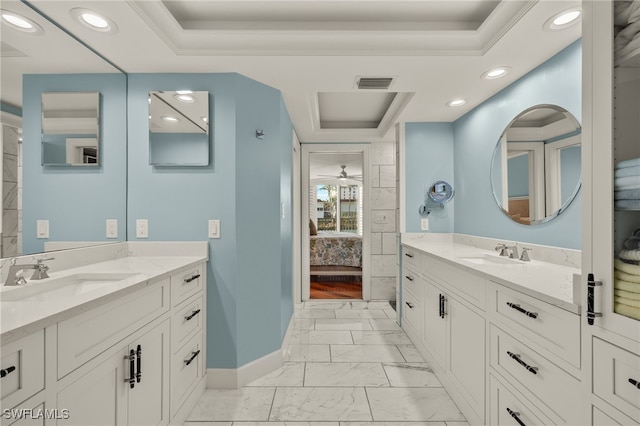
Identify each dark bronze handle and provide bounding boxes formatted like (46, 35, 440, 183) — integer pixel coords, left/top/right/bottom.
(405, 301, 414, 309)
(506, 408, 526, 426)
(185, 350, 201, 366)
(629, 378, 640, 389)
(405, 275, 414, 282)
(404, 253, 414, 258)
(439, 294, 446, 318)
(587, 273, 602, 325)
(185, 309, 201, 321)
(507, 351, 538, 375)
(125, 349, 135, 388)
(506, 302, 538, 319)
(0, 366, 16, 378)
(136, 345, 142, 383)
(184, 273, 201, 283)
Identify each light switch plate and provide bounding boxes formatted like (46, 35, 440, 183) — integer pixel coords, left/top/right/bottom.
(136, 219, 148, 238)
(421, 218, 429, 231)
(106, 219, 118, 238)
(36, 220, 49, 239)
(208, 220, 220, 239)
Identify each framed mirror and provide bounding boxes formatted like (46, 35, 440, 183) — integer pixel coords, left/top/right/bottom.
(148, 90, 210, 166)
(41, 92, 100, 166)
(490, 104, 581, 225)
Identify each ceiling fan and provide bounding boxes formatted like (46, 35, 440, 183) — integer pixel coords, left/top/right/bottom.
(317, 165, 362, 181)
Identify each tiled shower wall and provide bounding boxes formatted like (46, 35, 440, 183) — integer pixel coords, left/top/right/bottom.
(2, 124, 21, 257)
(370, 141, 397, 300)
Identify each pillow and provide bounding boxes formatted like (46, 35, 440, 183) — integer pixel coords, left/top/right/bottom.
(309, 219, 318, 236)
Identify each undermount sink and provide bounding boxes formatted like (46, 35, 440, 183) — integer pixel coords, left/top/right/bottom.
(0, 272, 138, 302)
(457, 254, 522, 265)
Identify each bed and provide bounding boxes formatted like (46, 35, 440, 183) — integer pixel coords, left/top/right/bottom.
(310, 232, 362, 268)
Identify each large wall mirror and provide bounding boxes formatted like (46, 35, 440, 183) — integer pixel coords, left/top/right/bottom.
(0, 1, 125, 256)
(149, 90, 210, 166)
(490, 104, 581, 225)
(41, 92, 100, 166)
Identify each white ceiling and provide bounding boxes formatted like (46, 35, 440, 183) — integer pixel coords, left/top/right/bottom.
(2, 0, 581, 143)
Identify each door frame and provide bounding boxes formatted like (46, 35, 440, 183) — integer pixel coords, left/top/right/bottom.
(301, 143, 371, 301)
(292, 132, 302, 305)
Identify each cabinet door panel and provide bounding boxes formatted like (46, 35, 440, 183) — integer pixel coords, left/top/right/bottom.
(128, 319, 170, 426)
(422, 281, 446, 368)
(449, 297, 485, 420)
(57, 350, 127, 426)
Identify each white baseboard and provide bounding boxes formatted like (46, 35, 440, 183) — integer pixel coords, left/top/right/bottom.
(206, 316, 294, 389)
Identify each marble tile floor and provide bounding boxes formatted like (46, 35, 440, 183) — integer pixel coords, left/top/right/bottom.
(184, 301, 468, 426)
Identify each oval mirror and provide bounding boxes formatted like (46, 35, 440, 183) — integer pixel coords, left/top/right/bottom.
(490, 105, 581, 225)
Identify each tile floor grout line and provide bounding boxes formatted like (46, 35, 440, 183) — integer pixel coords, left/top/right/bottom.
(302, 361, 307, 387)
(363, 386, 375, 422)
(380, 361, 393, 387)
(397, 344, 409, 362)
(265, 386, 278, 422)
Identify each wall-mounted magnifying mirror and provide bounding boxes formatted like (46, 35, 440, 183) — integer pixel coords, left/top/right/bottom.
(149, 90, 210, 166)
(41, 92, 100, 166)
(419, 180, 454, 215)
(490, 104, 581, 225)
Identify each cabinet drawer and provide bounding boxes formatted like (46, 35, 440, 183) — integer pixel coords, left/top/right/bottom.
(171, 265, 204, 307)
(401, 247, 421, 272)
(0, 330, 44, 409)
(402, 269, 423, 300)
(172, 332, 204, 414)
(492, 285, 580, 368)
(172, 293, 205, 353)
(490, 325, 581, 424)
(424, 256, 485, 310)
(402, 288, 422, 341)
(58, 279, 170, 379)
(490, 374, 554, 426)
(593, 337, 640, 423)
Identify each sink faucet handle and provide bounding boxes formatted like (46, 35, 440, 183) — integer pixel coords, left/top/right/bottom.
(520, 247, 532, 261)
(495, 243, 509, 256)
(36, 257, 55, 264)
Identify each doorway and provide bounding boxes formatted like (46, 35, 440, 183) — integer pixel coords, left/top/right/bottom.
(301, 144, 370, 301)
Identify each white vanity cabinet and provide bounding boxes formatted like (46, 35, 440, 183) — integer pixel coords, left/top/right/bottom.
(583, 1, 640, 424)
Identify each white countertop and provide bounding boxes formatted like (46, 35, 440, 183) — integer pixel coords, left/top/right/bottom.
(402, 237, 580, 314)
(0, 255, 206, 344)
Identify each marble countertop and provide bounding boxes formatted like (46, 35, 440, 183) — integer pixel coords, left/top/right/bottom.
(0, 255, 207, 343)
(401, 237, 580, 314)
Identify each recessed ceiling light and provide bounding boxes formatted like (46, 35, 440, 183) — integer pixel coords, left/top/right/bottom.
(71, 8, 117, 33)
(162, 116, 179, 123)
(0, 10, 43, 34)
(174, 94, 195, 103)
(482, 66, 511, 80)
(176, 90, 193, 95)
(201, 116, 208, 123)
(446, 99, 467, 107)
(544, 8, 581, 30)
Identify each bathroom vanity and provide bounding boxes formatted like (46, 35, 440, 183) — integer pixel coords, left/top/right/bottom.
(0, 242, 208, 426)
(400, 234, 581, 425)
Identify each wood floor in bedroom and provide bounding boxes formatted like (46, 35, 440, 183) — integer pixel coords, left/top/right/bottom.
(310, 275, 362, 299)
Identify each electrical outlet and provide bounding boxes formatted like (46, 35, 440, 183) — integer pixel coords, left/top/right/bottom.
(106, 219, 118, 238)
(36, 220, 49, 239)
(421, 218, 430, 231)
(136, 219, 149, 238)
(208, 220, 220, 239)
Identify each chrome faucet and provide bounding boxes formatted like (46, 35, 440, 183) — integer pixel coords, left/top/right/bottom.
(506, 244, 519, 260)
(4, 257, 54, 286)
(520, 247, 532, 261)
(495, 243, 509, 256)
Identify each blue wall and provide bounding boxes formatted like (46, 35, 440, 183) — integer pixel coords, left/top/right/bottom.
(561, 145, 581, 203)
(22, 74, 127, 254)
(126, 73, 293, 369)
(452, 40, 582, 249)
(507, 154, 529, 197)
(404, 122, 455, 233)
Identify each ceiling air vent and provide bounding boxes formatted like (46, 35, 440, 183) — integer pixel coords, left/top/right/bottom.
(356, 77, 393, 90)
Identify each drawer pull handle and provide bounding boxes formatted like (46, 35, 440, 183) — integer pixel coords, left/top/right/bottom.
(0, 366, 16, 378)
(629, 378, 640, 389)
(405, 275, 414, 282)
(405, 301, 414, 309)
(506, 408, 526, 426)
(404, 253, 414, 258)
(506, 302, 538, 319)
(184, 273, 201, 283)
(439, 294, 446, 318)
(124, 349, 135, 389)
(136, 345, 142, 383)
(185, 309, 201, 321)
(185, 350, 201, 366)
(586, 273, 602, 326)
(507, 351, 538, 375)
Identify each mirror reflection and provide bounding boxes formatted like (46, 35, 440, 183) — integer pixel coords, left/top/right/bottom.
(149, 90, 210, 166)
(41, 92, 100, 166)
(491, 105, 581, 225)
